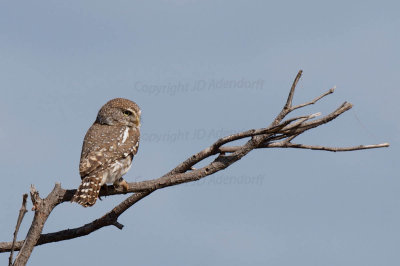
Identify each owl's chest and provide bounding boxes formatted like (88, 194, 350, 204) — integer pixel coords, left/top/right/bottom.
(101, 156, 133, 185)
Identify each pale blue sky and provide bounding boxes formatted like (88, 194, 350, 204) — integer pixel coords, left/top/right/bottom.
(0, 1, 399, 265)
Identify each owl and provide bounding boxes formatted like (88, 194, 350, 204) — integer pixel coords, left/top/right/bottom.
(71, 98, 141, 207)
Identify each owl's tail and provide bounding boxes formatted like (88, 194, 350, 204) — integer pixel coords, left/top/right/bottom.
(71, 176, 102, 207)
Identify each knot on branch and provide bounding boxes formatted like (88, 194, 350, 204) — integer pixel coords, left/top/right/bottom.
(30, 185, 41, 211)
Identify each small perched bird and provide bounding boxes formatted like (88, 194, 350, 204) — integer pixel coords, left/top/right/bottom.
(72, 98, 141, 207)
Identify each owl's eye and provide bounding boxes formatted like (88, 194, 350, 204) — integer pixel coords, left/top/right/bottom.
(123, 110, 133, 116)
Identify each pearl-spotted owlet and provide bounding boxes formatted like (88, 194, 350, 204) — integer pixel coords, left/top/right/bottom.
(72, 98, 141, 207)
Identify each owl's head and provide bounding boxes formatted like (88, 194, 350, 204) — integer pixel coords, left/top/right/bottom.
(96, 98, 141, 127)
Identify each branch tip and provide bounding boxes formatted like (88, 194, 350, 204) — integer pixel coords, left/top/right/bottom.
(9, 193, 29, 265)
(310, 112, 322, 119)
(113, 221, 124, 230)
(30, 185, 40, 211)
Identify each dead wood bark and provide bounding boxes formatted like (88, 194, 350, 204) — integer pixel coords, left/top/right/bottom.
(0, 71, 389, 266)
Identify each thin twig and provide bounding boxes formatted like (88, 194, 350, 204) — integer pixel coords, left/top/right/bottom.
(285, 70, 303, 109)
(291, 87, 335, 111)
(272, 70, 303, 126)
(8, 194, 28, 266)
(268, 142, 390, 151)
(281, 112, 321, 131)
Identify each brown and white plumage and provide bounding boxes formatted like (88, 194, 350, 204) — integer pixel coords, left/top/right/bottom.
(72, 98, 141, 207)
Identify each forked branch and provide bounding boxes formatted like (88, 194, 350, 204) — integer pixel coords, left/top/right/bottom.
(0, 71, 389, 266)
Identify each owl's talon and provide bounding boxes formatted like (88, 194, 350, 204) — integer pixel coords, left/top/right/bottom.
(100, 184, 109, 199)
(120, 179, 129, 191)
(114, 178, 129, 191)
(103, 184, 109, 193)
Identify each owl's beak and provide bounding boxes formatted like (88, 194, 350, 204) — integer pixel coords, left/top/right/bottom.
(134, 113, 141, 127)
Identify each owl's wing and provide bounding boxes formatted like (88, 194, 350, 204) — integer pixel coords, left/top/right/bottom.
(79, 124, 140, 178)
(79, 151, 108, 178)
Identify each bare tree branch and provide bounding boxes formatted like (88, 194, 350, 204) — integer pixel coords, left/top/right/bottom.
(291, 87, 335, 111)
(8, 194, 28, 266)
(266, 142, 390, 151)
(0, 70, 389, 265)
(1, 191, 152, 253)
(12, 185, 65, 266)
